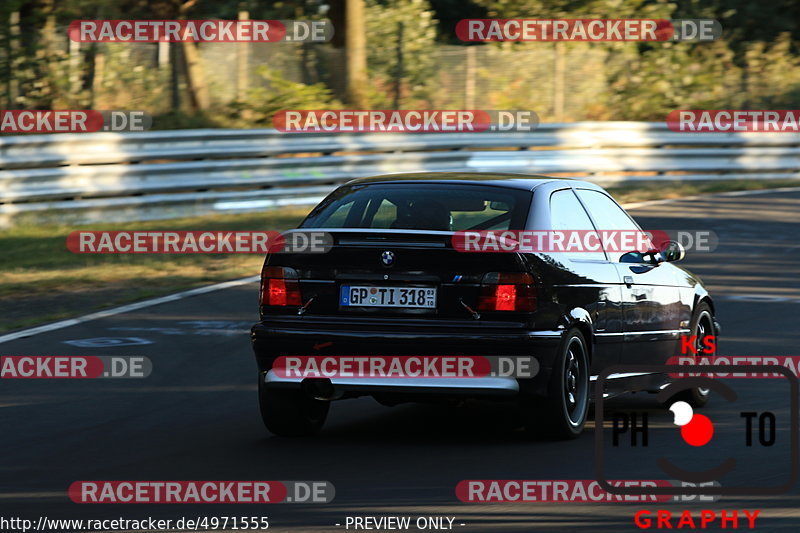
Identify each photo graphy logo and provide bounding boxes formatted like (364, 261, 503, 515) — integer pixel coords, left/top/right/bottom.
(595, 364, 798, 496)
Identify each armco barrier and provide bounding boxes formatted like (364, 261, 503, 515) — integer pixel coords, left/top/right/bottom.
(1, 122, 799, 227)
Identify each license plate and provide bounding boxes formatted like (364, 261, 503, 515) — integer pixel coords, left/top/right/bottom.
(340, 285, 437, 309)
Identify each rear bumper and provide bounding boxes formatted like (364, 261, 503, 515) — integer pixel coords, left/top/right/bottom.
(264, 371, 520, 397)
(250, 316, 562, 398)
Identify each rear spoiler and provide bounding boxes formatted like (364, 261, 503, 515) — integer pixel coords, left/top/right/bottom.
(303, 228, 455, 249)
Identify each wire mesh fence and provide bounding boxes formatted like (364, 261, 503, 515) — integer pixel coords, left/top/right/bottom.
(0, 27, 776, 124)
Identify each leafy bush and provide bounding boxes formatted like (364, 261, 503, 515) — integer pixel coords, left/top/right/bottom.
(219, 66, 341, 128)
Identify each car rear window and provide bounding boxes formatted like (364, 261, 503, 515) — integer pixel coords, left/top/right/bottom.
(301, 183, 532, 231)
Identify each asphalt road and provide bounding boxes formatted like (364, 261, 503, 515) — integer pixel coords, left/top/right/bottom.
(1, 189, 800, 532)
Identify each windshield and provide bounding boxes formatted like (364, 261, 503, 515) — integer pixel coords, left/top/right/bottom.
(301, 183, 532, 231)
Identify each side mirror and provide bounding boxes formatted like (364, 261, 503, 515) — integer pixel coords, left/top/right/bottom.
(661, 240, 686, 262)
(619, 250, 659, 264)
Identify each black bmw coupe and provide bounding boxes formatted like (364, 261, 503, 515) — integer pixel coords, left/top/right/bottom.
(251, 173, 719, 439)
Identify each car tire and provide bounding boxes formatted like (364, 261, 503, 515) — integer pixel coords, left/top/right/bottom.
(665, 303, 715, 408)
(522, 328, 590, 439)
(258, 376, 329, 437)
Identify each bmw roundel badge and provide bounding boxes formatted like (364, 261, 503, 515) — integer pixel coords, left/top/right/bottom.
(381, 250, 395, 266)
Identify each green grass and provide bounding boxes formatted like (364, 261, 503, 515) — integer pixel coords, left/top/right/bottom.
(0, 208, 309, 333)
(1, 178, 798, 333)
(604, 178, 800, 203)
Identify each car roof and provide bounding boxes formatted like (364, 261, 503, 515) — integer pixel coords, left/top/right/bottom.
(345, 172, 603, 192)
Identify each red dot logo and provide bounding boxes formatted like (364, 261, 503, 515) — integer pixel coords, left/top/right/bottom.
(670, 401, 714, 447)
(680, 414, 714, 446)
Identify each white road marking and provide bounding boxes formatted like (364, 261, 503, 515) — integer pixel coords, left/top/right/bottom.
(0, 275, 259, 345)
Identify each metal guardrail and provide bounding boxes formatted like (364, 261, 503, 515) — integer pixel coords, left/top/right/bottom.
(1, 122, 800, 227)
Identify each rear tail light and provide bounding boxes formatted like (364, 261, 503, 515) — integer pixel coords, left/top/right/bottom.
(260, 266, 302, 307)
(477, 272, 537, 312)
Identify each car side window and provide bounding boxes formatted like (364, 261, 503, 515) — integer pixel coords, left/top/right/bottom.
(575, 189, 643, 262)
(549, 189, 605, 261)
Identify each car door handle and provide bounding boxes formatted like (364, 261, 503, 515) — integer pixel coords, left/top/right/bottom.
(624, 275, 634, 287)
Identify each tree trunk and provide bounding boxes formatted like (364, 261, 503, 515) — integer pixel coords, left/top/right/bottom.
(182, 40, 210, 111)
(345, 0, 368, 107)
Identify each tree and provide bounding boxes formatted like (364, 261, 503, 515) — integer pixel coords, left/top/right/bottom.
(363, 0, 437, 108)
(345, 0, 368, 106)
